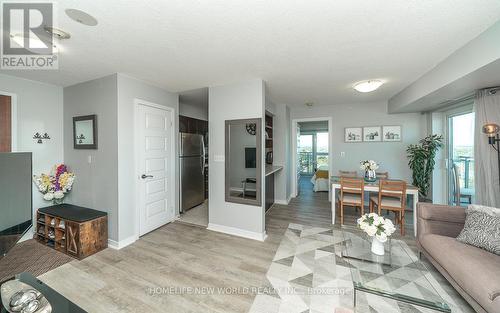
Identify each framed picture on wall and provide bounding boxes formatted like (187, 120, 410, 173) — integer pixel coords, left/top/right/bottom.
(383, 125, 402, 142)
(363, 126, 381, 142)
(344, 127, 362, 143)
(73, 115, 98, 149)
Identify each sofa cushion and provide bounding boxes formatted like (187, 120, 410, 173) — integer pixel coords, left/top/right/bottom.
(457, 205, 500, 256)
(420, 234, 500, 313)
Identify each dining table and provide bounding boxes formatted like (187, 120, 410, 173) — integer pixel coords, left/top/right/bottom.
(330, 176, 420, 236)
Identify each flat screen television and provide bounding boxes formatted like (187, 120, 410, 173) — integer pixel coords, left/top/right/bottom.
(0, 152, 32, 258)
(245, 147, 256, 168)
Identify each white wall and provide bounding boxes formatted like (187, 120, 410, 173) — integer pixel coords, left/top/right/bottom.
(63, 74, 119, 241)
(272, 103, 291, 203)
(290, 102, 426, 182)
(179, 101, 207, 120)
(63, 73, 179, 245)
(0, 74, 64, 224)
(116, 74, 179, 243)
(208, 79, 266, 240)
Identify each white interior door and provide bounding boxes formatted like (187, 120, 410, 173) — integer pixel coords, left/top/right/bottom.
(136, 102, 175, 236)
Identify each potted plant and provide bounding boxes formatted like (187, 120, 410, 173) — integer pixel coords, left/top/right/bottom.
(360, 160, 379, 182)
(33, 164, 75, 205)
(406, 134, 443, 200)
(357, 213, 396, 255)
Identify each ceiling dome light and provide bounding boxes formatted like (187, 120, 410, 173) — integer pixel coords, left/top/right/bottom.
(65, 9, 98, 26)
(353, 80, 384, 93)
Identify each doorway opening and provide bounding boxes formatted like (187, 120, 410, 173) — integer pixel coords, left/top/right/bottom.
(292, 118, 333, 199)
(177, 87, 209, 227)
(445, 106, 475, 206)
(0, 94, 12, 152)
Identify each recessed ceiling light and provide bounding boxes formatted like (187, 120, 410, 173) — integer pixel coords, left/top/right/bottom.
(65, 9, 98, 26)
(353, 80, 384, 93)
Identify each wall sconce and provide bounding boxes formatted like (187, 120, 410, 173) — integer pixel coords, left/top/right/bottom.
(482, 123, 500, 190)
(33, 132, 50, 144)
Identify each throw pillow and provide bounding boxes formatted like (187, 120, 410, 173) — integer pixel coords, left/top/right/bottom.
(456, 204, 500, 256)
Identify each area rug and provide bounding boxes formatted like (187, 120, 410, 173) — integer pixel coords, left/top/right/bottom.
(0, 239, 73, 282)
(249, 223, 471, 313)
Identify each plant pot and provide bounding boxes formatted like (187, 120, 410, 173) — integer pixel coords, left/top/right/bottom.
(371, 237, 385, 255)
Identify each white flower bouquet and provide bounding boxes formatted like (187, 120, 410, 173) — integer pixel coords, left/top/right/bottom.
(357, 213, 396, 243)
(359, 160, 379, 171)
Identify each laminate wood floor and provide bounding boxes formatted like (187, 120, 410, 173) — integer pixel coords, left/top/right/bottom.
(39, 177, 470, 312)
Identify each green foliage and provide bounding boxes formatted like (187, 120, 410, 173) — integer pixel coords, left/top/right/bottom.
(407, 134, 443, 198)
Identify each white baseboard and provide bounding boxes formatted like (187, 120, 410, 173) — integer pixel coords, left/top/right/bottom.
(207, 223, 267, 241)
(108, 235, 138, 250)
(275, 195, 292, 205)
(18, 226, 34, 243)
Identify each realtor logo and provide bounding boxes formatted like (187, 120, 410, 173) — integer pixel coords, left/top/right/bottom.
(1, 2, 58, 69)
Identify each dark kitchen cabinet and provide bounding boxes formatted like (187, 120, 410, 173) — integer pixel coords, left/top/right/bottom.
(179, 115, 189, 133)
(179, 115, 208, 135)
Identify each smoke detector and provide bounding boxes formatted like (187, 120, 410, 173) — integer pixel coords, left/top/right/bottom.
(65, 9, 98, 26)
(44, 26, 71, 40)
(305, 102, 314, 107)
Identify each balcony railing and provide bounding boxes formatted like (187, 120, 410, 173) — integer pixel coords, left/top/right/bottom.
(453, 156, 474, 189)
(299, 151, 328, 174)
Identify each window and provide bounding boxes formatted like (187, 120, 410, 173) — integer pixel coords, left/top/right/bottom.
(298, 132, 329, 174)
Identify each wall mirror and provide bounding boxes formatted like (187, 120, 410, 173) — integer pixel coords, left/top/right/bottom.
(73, 115, 98, 149)
(225, 118, 262, 206)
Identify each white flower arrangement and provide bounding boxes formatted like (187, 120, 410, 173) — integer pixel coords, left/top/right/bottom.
(360, 160, 379, 171)
(357, 213, 396, 243)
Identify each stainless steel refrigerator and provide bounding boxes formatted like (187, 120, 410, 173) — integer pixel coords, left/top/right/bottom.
(179, 133, 205, 213)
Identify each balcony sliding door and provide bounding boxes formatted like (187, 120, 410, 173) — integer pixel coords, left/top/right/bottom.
(298, 132, 329, 175)
(446, 108, 475, 206)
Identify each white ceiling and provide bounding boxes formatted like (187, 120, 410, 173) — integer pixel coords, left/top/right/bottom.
(2, 0, 500, 107)
(179, 87, 208, 109)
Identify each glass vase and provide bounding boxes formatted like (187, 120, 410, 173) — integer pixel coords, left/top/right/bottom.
(371, 237, 385, 255)
(364, 170, 376, 182)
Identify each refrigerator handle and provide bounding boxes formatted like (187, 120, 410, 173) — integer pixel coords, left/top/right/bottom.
(201, 136, 206, 175)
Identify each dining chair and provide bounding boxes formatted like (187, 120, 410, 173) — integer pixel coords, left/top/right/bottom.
(376, 171, 389, 179)
(369, 179, 407, 235)
(338, 177, 364, 225)
(338, 170, 358, 178)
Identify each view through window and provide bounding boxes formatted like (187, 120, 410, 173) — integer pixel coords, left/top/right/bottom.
(298, 132, 328, 174)
(448, 111, 475, 205)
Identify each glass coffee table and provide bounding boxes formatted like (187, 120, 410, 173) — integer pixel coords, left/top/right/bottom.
(340, 230, 451, 312)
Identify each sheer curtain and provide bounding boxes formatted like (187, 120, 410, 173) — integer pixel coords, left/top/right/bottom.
(474, 89, 500, 208)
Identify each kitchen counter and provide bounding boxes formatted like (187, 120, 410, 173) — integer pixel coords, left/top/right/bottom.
(265, 165, 283, 176)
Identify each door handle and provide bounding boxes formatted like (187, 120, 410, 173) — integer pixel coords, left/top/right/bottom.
(141, 174, 153, 179)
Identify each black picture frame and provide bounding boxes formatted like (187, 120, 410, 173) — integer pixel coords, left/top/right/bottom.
(73, 115, 98, 149)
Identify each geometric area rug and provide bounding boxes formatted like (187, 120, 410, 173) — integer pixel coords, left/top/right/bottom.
(249, 223, 470, 313)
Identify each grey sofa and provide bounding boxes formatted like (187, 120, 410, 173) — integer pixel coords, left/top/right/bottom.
(417, 203, 500, 313)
